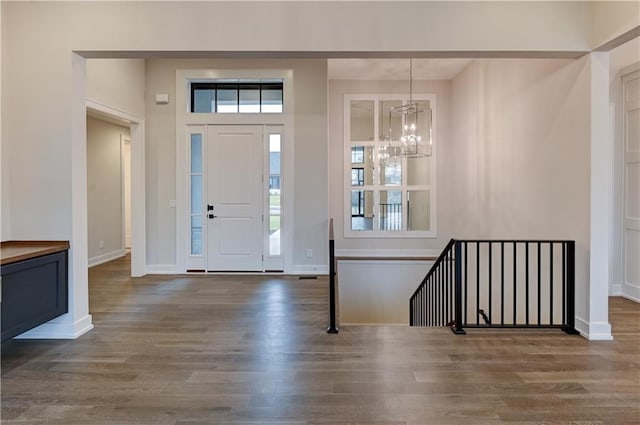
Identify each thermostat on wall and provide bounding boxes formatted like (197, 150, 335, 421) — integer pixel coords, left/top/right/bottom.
(155, 94, 169, 104)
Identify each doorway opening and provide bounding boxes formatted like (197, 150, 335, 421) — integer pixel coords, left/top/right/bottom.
(86, 100, 145, 277)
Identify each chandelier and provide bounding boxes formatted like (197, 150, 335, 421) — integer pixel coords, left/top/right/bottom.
(386, 58, 432, 159)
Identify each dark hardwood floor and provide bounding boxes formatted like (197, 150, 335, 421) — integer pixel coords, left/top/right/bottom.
(2, 255, 639, 424)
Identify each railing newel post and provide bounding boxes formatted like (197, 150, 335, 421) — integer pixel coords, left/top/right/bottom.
(562, 241, 579, 335)
(327, 219, 338, 334)
(452, 240, 466, 335)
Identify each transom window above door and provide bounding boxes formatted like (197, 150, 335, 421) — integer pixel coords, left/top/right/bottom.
(191, 80, 284, 113)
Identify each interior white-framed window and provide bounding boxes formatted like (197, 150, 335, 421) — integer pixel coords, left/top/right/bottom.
(344, 94, 437, 238)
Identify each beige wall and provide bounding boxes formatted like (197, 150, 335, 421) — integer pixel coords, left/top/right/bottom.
(87, 59, 146, 118)
(87, 116, 128, 262)
(451, 58, 592, 323)
(591, 1, 640, 49)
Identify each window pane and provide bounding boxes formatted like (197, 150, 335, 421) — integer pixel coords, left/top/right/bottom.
(407, 190, 430, 231)
(351, 190, 373, 231)
(217, 88, 238, 113)
(380, 100, 403, 141)
(269, 193, 281, 257)
(380, 190, 402, 231)
(407, 155, 430, 186)
(350, 100, 374, 141)
(351, 146, 363, 163)
(380, 153, 402, 186)
(415, 101, 431, 155)
(262, 86, 283, 113)
(192, 89, 215, 113)
(269, 133, 281, 256)
(191, 215, 203, 255)
(239, 87, 260, 113)
(190, 134, 202, 173)
(351, 168, 364, 186)
(191, 175, 202, 214)
(351, 145, 374, 185)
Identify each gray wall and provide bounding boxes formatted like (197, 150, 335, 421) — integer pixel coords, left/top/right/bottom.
(86, 116, 128, 263)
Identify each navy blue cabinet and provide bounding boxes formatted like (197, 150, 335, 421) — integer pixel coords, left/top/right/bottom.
(1, 242, 69, 341)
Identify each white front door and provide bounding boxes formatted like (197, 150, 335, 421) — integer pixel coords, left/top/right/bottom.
(623, 70, 640, 300)
(207, 125, 263, 271)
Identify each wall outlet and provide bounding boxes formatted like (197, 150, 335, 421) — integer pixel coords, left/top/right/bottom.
(306, 249, 313, 258)
(99, 240, 105, 249)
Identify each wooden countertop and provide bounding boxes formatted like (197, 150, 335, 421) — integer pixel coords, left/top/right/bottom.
(1, 241, 70, 266)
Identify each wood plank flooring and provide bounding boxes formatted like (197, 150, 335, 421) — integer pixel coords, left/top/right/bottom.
(2, 255, 639, 424)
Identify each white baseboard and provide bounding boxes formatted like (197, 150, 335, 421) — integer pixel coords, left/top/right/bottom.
(291, 264, 329, 275)
(622, 283, 640, 303)
(88, 249, 125, 268)
(335, 248, 441, 258)
(609, 283, 623, 296)
(145, 264, 178, 274)
(14, 314, 94, 340)
(575, 316, 613, 341)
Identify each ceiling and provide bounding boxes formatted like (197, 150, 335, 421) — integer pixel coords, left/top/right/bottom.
(328, 58, 473, 81)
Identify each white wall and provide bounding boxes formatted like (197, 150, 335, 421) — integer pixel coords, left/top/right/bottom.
(145, 58, 327, 270)
(87, 59, 145, 118)
(451, 58, 595, 334)
(328, 79, 453, 255)
(86, 116, 128, 265)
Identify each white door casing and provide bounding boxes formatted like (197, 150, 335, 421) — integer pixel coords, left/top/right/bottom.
(175, 69, 294, 274)
(122, 137, 132, 249)
(207, 125, 263, 271)
(623, 69, 640, 301)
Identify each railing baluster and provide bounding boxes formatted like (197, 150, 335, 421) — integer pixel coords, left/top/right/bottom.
(562, 242, 566, 326)
(476, 242, 480, 326)
(550, 243, 554, 326)
(489, 242, 493, 325)
(525, 242, 529, 326)
(500, 241, 505, 326)
(537, 242, 541, 326)
(513, 241, 517, 326)
(464, 241, 468, 326)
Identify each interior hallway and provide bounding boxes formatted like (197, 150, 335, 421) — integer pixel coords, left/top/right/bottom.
(1, 256, 639, 424)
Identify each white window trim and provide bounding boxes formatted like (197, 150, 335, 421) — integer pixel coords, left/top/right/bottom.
(343, 93, 437, 239)
(176, 69, 294, 273)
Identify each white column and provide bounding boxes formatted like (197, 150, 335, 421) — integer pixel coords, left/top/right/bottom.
(17, 54, 94, 339)
(588, 51, 614, 340)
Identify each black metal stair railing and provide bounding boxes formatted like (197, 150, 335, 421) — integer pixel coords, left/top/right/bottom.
(410, 239, 579, 335)
(409, 239, 457, 328)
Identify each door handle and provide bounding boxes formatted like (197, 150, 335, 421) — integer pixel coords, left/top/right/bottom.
(207, 204, 214, 211)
